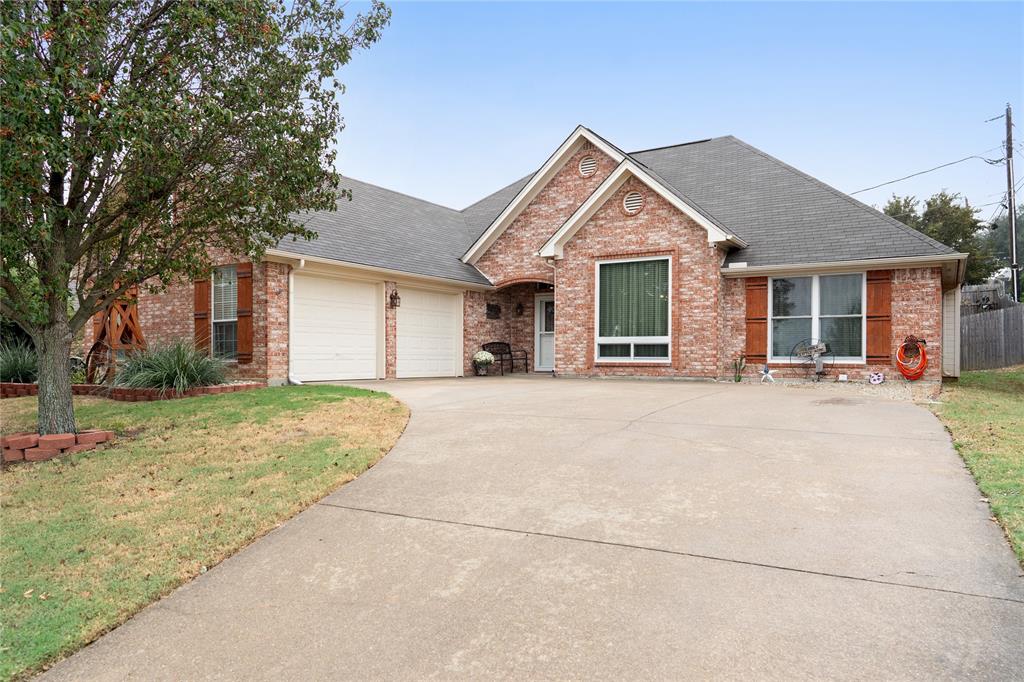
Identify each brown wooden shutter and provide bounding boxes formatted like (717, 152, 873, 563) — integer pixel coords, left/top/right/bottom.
(236, 262, 253, 363)
(866, 269, 893, 364)
(193, 277, 211, 352)
(744, 277, 768, 363)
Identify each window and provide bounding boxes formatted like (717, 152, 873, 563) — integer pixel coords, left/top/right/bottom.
(212, 265, 238, 359)
(770, 273, 864, 361)
(595, 257, 670, 362)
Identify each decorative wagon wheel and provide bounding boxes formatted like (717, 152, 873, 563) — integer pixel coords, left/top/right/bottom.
(790, 338, 836, 382)
(85, 339, 115, 385)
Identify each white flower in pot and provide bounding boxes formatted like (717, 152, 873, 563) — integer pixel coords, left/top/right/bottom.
(472, 350, 495, 376)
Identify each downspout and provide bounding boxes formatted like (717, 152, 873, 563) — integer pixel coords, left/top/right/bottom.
(287, 260, 303, 385)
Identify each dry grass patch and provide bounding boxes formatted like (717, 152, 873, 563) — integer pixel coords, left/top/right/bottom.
(0, 385, 408, 680)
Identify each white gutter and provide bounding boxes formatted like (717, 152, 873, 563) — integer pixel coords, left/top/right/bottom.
(265, 248, 494, 291)
(720, 252, 968, 278)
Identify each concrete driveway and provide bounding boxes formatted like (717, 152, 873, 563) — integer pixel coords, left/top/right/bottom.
(47, 378, 1023, 680)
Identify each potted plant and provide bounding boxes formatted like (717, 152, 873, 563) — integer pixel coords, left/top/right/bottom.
(472, 350, 494, 376)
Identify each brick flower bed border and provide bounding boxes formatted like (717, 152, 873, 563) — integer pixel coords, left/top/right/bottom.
(2, 430, 115, 464)
(0, 382, 266, 401)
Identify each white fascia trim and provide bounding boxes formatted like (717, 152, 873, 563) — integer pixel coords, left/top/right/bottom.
(720, 252, 968, 278)
(265, 248, 493, 291)
(461, 126, 626, 264)
(538, 160, 743, 259)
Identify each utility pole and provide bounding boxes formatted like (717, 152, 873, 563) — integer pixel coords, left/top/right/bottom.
(1006, 103, 1020, 301)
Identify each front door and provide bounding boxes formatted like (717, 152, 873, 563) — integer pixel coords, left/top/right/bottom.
(535, 295, 555, 371)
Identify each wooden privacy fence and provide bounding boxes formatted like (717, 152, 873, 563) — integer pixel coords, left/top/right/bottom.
(961, 305, 1024, 370)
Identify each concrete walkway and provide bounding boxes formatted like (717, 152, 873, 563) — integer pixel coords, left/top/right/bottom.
(46, 378, 1024, 680)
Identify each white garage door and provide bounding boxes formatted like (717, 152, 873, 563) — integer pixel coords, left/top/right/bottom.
(291, 274, 379, 381)
(396, 288, 461, 378)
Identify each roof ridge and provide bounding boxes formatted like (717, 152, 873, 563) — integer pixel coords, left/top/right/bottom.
(721, 136, 955, 255)
(341, 175, 464, 215)
(629, 136, 720, 155)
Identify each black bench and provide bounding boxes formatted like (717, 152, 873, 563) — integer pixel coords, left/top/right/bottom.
(481, 342, 529, 375)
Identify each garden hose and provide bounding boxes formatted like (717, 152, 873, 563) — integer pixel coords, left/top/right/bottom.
(896, 335, 928, 381)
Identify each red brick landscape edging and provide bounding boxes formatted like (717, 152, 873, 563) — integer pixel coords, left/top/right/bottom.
(0, 382, 265, 401)
(2, 429, 115, 464)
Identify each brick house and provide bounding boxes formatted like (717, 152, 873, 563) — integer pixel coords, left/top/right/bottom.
(90, 126, 965, 385)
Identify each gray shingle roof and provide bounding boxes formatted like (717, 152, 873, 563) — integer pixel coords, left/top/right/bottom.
(278, 134, 956, 285)
(280, 177, 492, 285)
(631, 136, 956, 267)
(460, 174, 531, 237)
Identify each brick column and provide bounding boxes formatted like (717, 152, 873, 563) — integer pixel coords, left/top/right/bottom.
(385, 281, 397, 379)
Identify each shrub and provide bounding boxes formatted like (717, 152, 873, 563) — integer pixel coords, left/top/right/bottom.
(115, 340, 226, 393)
(0, 341, 38, 383)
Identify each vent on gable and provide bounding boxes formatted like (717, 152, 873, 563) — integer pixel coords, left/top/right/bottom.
(578, 156, 597, 178)
(623, 191, 644, 215)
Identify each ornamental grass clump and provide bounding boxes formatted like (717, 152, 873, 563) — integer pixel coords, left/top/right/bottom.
(0, 341, 38, 383)
(115, 340, 226, 394)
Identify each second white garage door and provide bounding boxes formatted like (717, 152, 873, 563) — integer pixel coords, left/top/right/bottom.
(396, 288, 461, 378)
(291, 274, 380, 381)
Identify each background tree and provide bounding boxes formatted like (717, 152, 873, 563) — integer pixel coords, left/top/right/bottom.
(1, 0, 389, 434)
(981, 202, 1023, 301)
(882, 191, 998, 285)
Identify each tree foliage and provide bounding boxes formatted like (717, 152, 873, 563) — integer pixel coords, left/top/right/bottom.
(982, 202, 1023, 264)
(882, 191, 998, 285)
(0, 0, 389, 433)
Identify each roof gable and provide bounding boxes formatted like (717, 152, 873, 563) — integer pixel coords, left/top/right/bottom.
(461, 125, 627, 264)
(538, 158, 745, 259)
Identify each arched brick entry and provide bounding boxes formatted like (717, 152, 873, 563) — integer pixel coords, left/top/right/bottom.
(463, 279, 554, 375)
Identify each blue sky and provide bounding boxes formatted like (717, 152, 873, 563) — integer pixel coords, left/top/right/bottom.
(337, 2, 1023, 222)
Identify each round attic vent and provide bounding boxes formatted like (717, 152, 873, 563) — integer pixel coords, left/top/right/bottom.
(578, 156, 597, 177)
(623, 191, 644, 215)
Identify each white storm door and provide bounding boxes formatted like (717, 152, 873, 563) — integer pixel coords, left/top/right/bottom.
(535, 295, 555, 371)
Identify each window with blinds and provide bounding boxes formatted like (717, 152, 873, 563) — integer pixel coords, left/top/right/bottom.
(770, 273, 864, 361)
(212, 265, 238, 359)
(596, 257, 670, 362)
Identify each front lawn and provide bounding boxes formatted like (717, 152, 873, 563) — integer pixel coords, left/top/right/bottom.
(932, 367, 1024, 566)
(0, 386, 408, 680)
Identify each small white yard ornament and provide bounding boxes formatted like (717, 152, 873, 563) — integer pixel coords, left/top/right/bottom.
(760, 365, 775, 383)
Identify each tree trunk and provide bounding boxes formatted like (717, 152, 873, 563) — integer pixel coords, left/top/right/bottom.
(34, 315, 77, 435)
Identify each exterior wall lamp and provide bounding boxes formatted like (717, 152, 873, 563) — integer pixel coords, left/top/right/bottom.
(389, 290, 401, 308)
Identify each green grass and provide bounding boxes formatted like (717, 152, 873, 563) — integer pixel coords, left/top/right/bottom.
(932, 367, 1024, 566)
(0, 386, 408, 680)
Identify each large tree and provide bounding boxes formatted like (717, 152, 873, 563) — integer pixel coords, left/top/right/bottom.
(882, 191, 998, 285)
(1, 0, 389, 434)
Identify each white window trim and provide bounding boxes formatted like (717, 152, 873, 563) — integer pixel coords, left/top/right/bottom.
(767, 273, 867, 364)
(212, 265, 238, 359)
(594, 255, 672, 364)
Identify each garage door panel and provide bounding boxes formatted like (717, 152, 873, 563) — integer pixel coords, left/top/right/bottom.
(397, 289, 460, 378)
(292, 275, 379, 381)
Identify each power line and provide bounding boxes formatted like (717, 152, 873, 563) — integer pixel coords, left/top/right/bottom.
(850, 146, 1005, 195)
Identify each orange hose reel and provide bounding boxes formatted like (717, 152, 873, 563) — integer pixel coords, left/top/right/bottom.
(896, 336, 928, 381)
